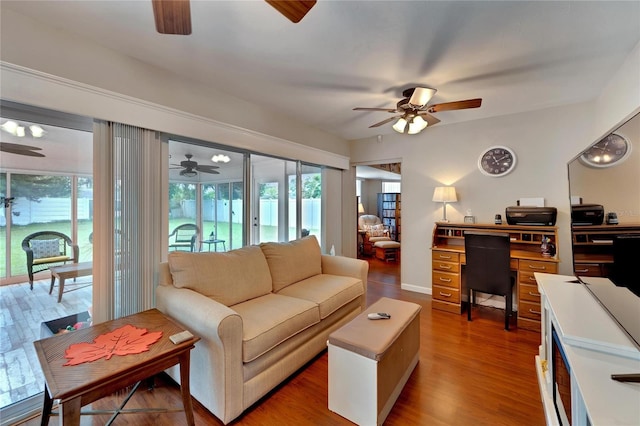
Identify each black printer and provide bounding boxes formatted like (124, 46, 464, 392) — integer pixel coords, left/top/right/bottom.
(505, 206, 557, 226)
(571, 204, 604, 226)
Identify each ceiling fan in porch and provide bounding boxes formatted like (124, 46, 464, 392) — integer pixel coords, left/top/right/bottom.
(152, 0, 317, 35)
(353, 87, 482, 134)
(170, 154, 220, 177)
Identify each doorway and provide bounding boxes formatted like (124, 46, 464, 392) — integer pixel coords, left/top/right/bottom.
(355, 163, 401, 281)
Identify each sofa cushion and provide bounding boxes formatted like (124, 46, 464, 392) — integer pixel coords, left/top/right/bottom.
(260, 235, 322, 292)
(231, 293, 320, 363)
(167, 246, 272, 306)
(277, 274, 364, 319)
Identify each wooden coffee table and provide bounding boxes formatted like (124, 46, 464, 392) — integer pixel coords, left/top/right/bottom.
(33, 308, 199, 426)
(49, 262, 93, 303)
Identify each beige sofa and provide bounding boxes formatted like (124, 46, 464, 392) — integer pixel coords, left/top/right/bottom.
(156, 236, 368, 424)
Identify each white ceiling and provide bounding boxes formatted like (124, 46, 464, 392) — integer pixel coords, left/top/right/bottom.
(3, 1, 640, 143)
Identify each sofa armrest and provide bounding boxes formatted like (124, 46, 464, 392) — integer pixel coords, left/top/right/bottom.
(156, 284, 244, 423)
(321, 255, 368, 308)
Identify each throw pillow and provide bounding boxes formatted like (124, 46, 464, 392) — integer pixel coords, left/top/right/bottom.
(31, 239, 61, 259)
(368, 224, 386, 237)
(260, 235, 322, 292)
(168, 245, 273, 306)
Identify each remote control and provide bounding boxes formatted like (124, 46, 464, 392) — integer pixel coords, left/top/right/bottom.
(367, 312, 391, 320)
(170, 330, 194, 344)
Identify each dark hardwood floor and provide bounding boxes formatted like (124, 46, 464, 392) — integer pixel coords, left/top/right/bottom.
(21, 257, 545, 425)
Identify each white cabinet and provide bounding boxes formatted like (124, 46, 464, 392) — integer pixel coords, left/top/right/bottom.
(535, 273, 640, 426)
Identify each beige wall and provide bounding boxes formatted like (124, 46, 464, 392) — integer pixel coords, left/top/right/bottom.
(349, 40, 640, 293)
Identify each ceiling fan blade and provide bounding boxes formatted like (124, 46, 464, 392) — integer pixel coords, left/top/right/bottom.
(408, 87, 437, 108)
(416, 113, 441, 126)
(265, 0, 316, 23)
(0, 143, 45, 157)
(369, 116, 401, 128)
(428, 98, 482, 113)
(353, 107, 398, 113)
(152, 0, 192, 35)
(195, 165, 220, 172)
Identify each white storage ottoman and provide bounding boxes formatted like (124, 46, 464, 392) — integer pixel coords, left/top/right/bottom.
(328, 297, 421, 425)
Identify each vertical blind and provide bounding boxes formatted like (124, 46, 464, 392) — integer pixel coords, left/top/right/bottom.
(93, 121, 163, 322)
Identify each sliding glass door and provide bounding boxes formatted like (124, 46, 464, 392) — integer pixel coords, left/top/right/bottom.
(169, 140, 245, 251)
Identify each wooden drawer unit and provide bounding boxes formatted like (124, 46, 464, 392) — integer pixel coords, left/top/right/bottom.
(432, 271, 459, 289)
(517, 260, 556, 331)
(432, 250, 462, 313)
(573, 263, 603, 277)
(519, 282, 541, 303)
(433, 284, 460, 304)
(432, 251, 459, 263)
(519, 259, 558, 274)
(431, 259, 459, 274)
(519, 300, 542, 321)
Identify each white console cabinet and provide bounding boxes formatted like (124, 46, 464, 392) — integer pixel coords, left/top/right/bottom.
(535, 273, 640, 426)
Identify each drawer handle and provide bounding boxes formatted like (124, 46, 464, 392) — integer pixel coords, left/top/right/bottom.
(438, 254, 452, 259)
(439, 277, 452, 283)
(439, 264, 452, 270)
(529, 309, 541, 315)
(528, 265, 546, 270)
(439, 292, 452, 297)
(528, 291, 540, 297)
(528, 277, 537, 282)
(575, 268, 589, 273)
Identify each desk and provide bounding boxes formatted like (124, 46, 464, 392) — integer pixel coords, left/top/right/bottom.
(34, 309, 199, 426)
(431, 223, 559, 331)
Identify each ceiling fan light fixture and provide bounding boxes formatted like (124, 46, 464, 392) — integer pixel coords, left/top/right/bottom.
(180, 169, 197, 178)
(16, 126, 26, 138)
(408, 116, 429, 134)
(211, 154, 230, 163)
(1, 120, 18, 135)
(29, 125, 45, 138)
(392, 117, 408, 133)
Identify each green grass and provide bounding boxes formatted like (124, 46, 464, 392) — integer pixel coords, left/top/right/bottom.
(2, 220, 316, 280)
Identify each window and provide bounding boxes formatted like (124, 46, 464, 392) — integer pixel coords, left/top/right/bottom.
(382, 181, 401, 193)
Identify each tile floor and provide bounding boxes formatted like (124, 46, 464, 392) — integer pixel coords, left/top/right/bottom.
(0, 276, 92, 408)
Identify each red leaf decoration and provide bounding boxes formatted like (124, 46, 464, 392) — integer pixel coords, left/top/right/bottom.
(64, 324, 163, 366)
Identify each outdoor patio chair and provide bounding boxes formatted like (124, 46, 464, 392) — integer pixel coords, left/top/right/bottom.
(169, 224, 199, 252)
(22, 231, 79, 290)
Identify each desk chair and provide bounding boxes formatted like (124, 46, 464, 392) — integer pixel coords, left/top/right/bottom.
(464, 232, 515, 330)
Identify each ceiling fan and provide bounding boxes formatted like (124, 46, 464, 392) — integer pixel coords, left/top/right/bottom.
(353, 87, 482, 134)
(152, 0, 317, 35)
(0, 142, 45, 157)
(170, 154, 220, 177)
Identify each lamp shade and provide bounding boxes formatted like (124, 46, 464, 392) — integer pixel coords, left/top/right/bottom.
(392, 117, 408, 133)
(358, 202, 365, 214)
(432, 186, 457, 203)
(408, 116, 428, 134)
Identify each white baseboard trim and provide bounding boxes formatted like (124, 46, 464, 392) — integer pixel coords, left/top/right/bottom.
(400, 283, 431, 294)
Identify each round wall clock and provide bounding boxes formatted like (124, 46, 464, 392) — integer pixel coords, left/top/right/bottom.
(579, 133, 631, 168)
(478, 146, 517, 177)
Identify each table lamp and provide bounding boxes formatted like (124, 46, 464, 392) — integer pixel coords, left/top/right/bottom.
(432, 186, 457, 222)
